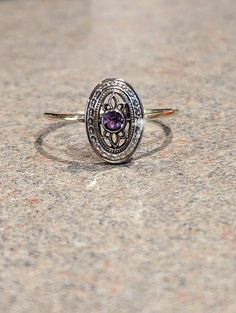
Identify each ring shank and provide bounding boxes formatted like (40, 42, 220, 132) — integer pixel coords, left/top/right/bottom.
(44, 112, 85, 122)
(44, 109, 178, 122)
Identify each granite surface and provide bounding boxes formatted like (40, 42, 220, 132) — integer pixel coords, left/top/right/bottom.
(0, 0, 236, 312)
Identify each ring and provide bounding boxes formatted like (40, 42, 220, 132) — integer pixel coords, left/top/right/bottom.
(44, 78, 178, 164)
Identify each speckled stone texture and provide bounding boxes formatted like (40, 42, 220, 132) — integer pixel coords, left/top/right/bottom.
(0, 0, 235, 312)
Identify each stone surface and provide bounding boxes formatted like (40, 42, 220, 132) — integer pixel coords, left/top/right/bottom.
(0, 0, 235, 313)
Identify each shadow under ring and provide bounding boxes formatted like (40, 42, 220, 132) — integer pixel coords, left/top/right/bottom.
(34, 120, 173, 172)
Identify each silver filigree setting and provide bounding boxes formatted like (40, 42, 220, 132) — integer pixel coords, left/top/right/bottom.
(85, 78, 144, 164)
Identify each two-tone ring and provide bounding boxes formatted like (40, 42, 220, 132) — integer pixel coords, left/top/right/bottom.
(44, 78, 178, 164)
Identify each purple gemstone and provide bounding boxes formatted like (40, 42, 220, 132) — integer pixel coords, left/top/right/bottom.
(102, 110, 124, 132)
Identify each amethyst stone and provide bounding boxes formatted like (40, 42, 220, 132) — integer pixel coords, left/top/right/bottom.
(102, 110, 124, 132)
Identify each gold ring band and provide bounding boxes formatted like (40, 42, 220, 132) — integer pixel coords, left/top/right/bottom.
(44, 78, 178, 164)
(44, 108, 178, 123)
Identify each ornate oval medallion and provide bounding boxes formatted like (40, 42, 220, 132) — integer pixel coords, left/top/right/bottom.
(86, 78, 144, 163)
